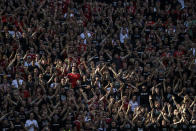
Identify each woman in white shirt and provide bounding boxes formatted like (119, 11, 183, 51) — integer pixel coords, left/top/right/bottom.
(25, 113, 39, 131)
(129, 95, 139, 112)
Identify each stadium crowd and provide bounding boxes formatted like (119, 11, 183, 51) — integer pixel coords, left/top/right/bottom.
(0, 0, 196, 130)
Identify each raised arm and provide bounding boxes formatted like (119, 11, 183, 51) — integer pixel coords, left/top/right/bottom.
(172, 96, 180, 110)
(149, 95, 154, 109)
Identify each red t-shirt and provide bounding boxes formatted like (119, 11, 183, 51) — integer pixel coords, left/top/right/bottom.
(0, 59, 7, 68)
(127, 3, 136, 15)
(105, 118, 112, 124)
(23, 90, 30, 98)
(147, 21, 155, 26)
(84, 4, 91, 19)
(2, 16, 7, 23)
(27, 53, 36, 61)
(55, 67, 67, 77)
(74, 120, 81, 131)
(123, 100, 129, 110)
(78, 43, 87, 53)
(67, 73, 80, 88)
(62, 0, 70, 14)
(161, 52, 171, 58)
(173, 50, 184, 57)
(69, 57, 81, 65)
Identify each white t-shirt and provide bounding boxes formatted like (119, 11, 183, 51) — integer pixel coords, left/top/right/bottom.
(24, 61, 39, 67)
(129, 100, 139, 112)
(8, 31, 15, 37)
(50, 83, 58, 88)
(24, 61, 31, 67)
(191, 48, 195, 56)
(120, 28, 129, 43)
(106, 87, 117, 93)
(8, 31, 22, 38)
(64, 13, 74, 18)
(12, 79, 23, 88)
(25, 119, 38, 131)
(80, 32, 92, 44)
(178, 0, 185, 9)
(120, 33, 128, 43)
(191, 48, 196, 63)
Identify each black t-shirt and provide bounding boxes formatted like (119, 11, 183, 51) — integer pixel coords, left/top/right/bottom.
(179, 123, 189, 130)
(43, 73, 51, 82)
(152, 92, 162, 103)
(190, 124, 196, 131)
(81, 80, 91, 88)
(26, 80, 35, 95)
(169, 123, 180, 130)
(107, 123, 120, 131)
(160, 125, 170, 131)
(28, 65, 39, 73)
(142, 71, 150, 78)
(40, 119, 50, 130)
(51, 114, 61, 126)
(60, 83, 70, 90)
(19, 38, 28, 52)
(61, 119, 74, 128)
(122, 122, 132, 130)
(84, 88, 93, 99)
(107, 127, 120, 131)
(51, 121, 61, 131)
(139, 89, 150, 106)
(132, 33, 141, 42)
(178, 33, 185, 42)
(147, 124, 160, 131)
(83, 127, 94, 131)
(133, 125, 146, 131)
(164, 93, 173, 103)
(112, 57, 122, 70)
(18, 112, 26, 123)
(13, 121, 24, 131)
(8, 115, 15, 122)
(40, 64, 48, 71)
(0, 123, 10, 131)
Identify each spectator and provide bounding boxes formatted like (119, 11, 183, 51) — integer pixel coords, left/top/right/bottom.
(25, 113, 39, 131)
(11, 74, 23, 89)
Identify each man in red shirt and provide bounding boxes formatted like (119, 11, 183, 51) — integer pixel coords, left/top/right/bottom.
(174, 45, 185, 57)
(67, 66, 81, 88)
